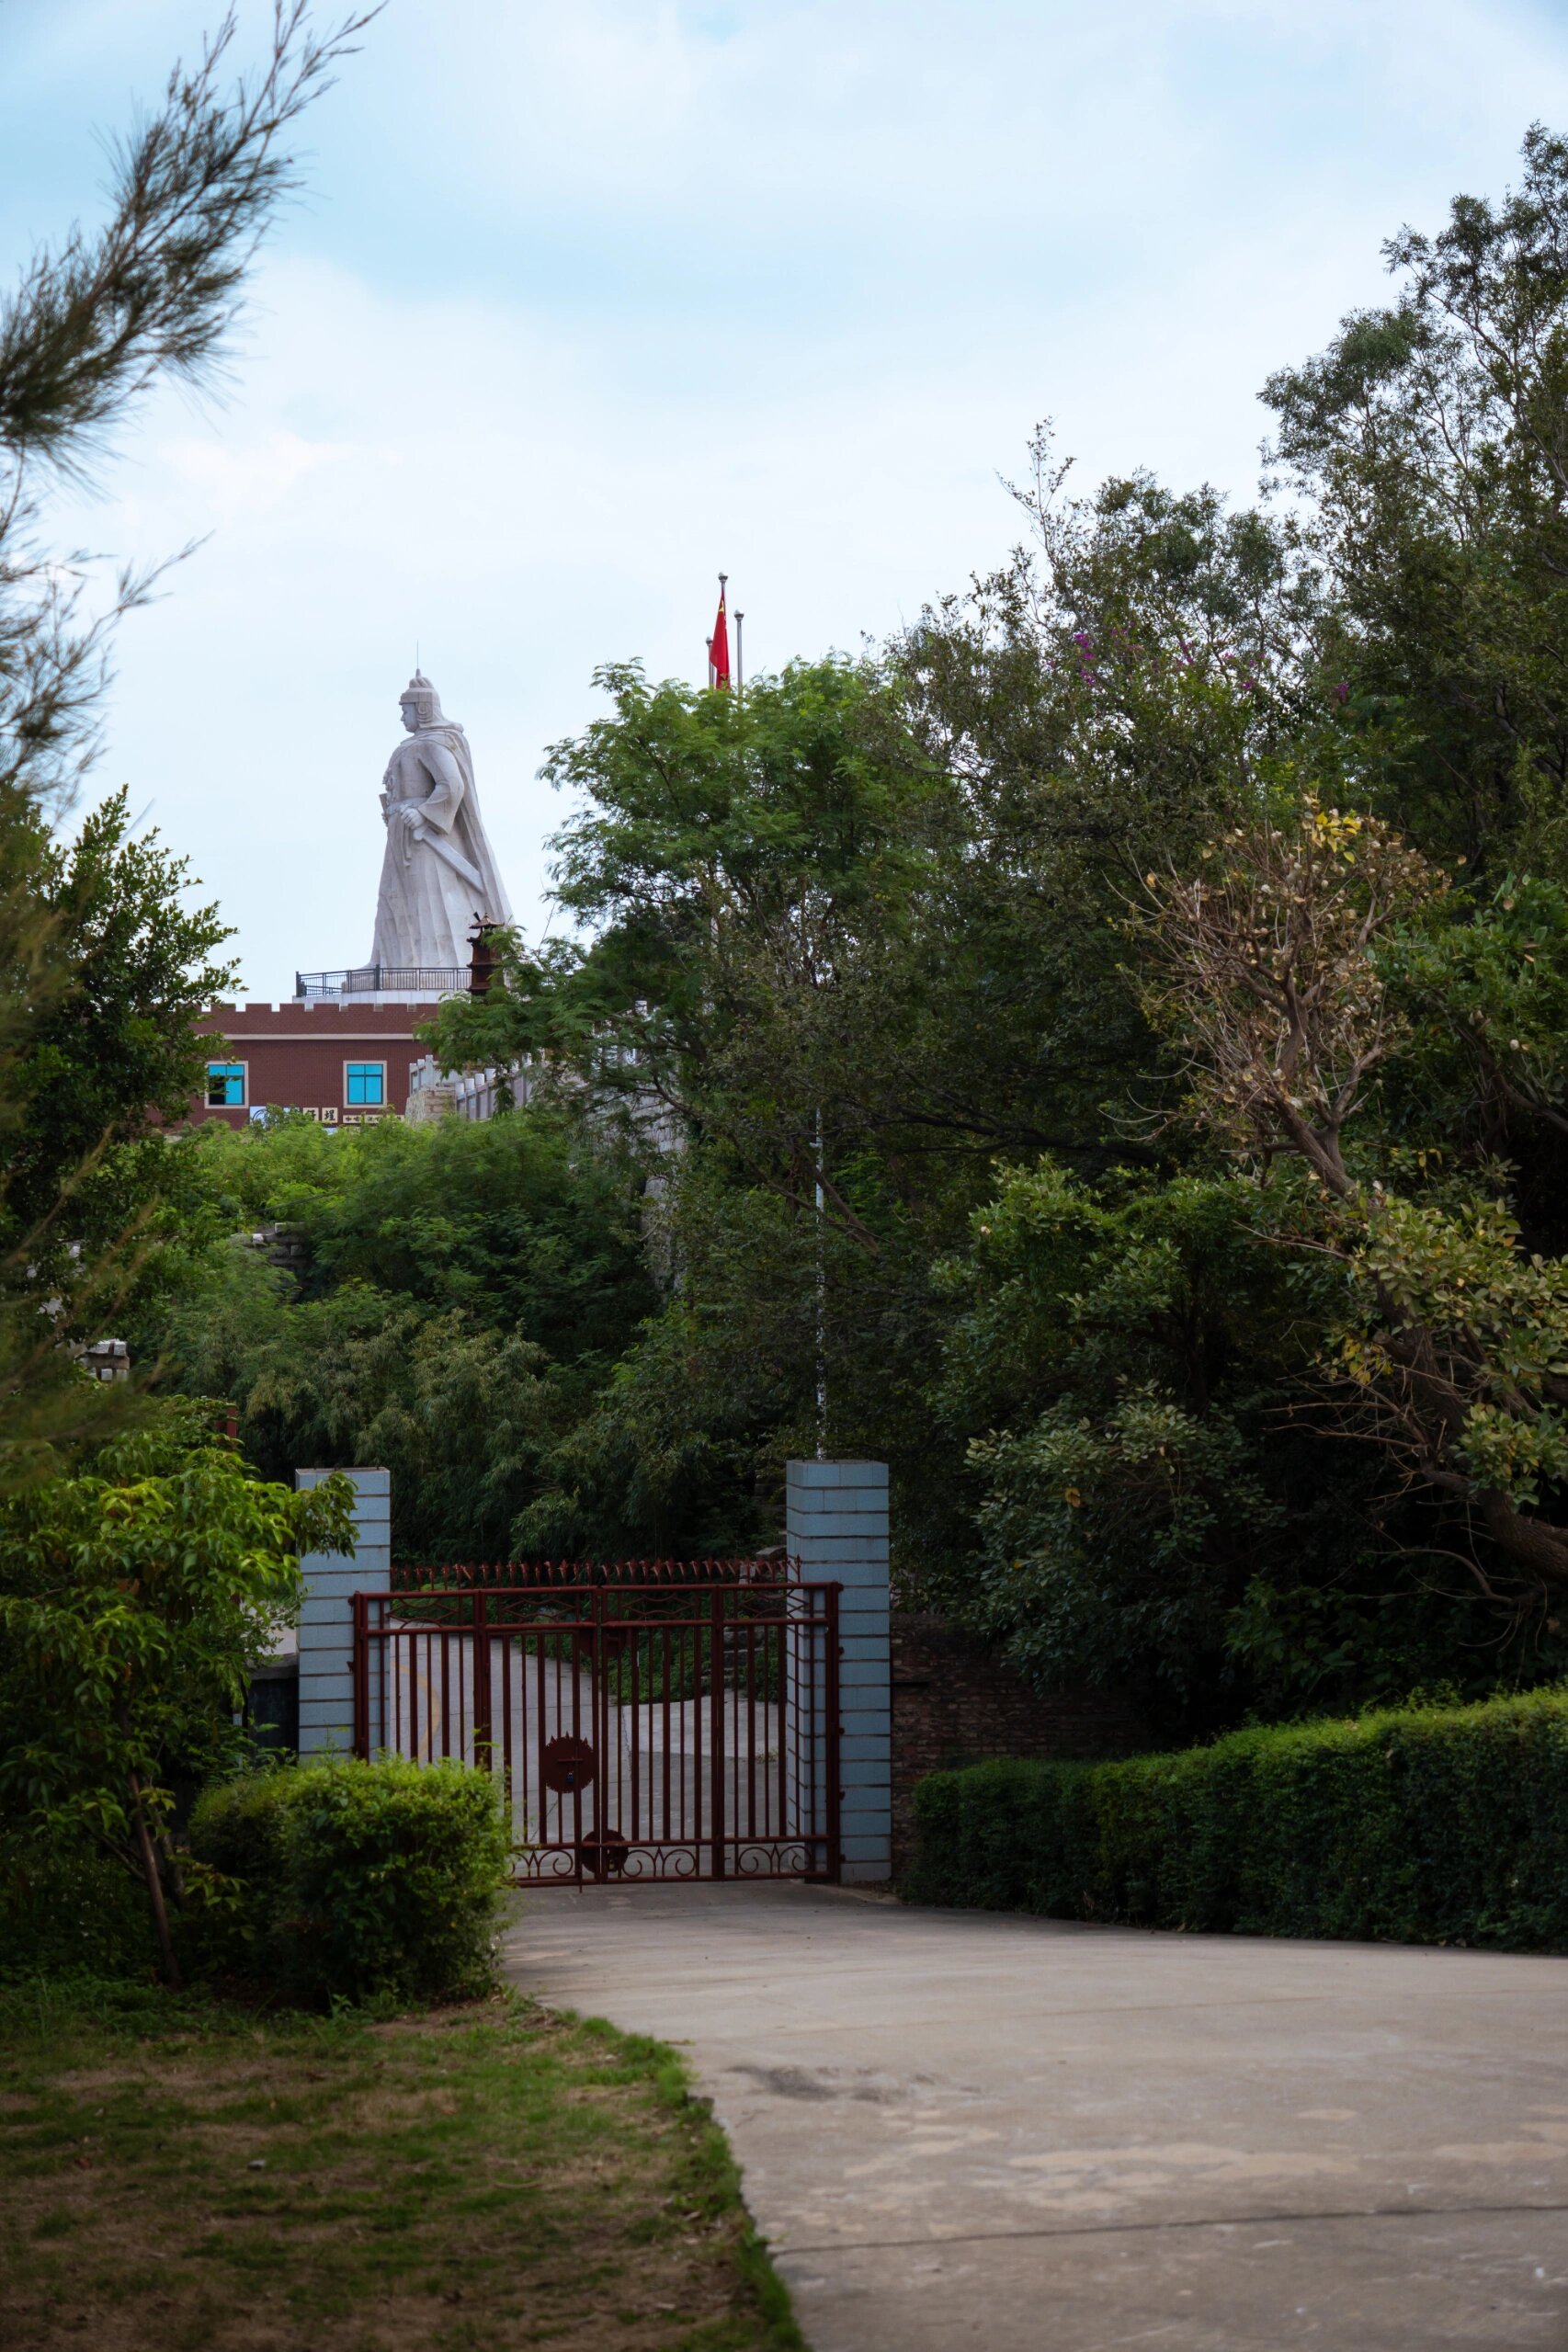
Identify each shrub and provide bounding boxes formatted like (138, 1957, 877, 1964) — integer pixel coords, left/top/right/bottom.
(0, 1830, 154, 1983)
(904, 1683, 1568, 1951)
(189, 1757, 511, 2004)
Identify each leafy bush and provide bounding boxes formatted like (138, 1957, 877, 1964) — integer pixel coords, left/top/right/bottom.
(904, 1684, 1568, 1951)
(0, 1403, 355, 1986)
(0, 1830, 155, 1983)
(189, 1758, 511, 2005)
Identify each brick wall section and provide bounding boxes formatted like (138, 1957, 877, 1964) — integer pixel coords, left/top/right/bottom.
(890, 1612, 1149, 1875)
(191, 1001, 444, 1126)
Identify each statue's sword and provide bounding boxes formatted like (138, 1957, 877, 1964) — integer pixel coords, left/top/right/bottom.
(406, 820, 483, 896)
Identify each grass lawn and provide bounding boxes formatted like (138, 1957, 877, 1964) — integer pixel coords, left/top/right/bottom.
(0, 1980, 801, 2352)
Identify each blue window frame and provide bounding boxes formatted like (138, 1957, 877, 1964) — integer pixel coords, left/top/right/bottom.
(207, 1062, 245, 1108)
(345, 1061, 386, 1107)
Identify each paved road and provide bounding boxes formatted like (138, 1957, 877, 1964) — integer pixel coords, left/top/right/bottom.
(504, 1881, 1568, 2351)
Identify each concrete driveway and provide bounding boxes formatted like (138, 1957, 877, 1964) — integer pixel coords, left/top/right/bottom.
(504, 1882, 1568, 2351)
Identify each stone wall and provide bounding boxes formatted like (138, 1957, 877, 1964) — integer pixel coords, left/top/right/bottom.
(405, 1053, 532, 1124)
(890, 1612, 1148, 1875)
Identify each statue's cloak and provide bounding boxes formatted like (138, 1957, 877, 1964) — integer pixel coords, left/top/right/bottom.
(368, 720, 512, 972)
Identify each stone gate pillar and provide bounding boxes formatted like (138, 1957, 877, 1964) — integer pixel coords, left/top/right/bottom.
(787, 1459, 892, 1882)
(295, 1468, 391, 1757)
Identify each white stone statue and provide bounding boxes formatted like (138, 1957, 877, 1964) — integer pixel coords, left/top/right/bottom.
(369, 670, 512, 971)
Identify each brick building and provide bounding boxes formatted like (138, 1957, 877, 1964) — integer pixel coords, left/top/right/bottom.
(193, 995, 448, 1127)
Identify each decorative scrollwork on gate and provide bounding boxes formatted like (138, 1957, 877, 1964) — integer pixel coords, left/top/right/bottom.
(733, 1840, 820, 1877)
(517, 1846, 583, 1883)
(614, 1842, 702, 1881)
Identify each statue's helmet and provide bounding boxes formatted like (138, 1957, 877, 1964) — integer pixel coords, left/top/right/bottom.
(400, 670, 443, 726)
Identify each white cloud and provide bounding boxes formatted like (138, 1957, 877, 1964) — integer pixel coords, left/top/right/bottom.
(12, 0, 1568, 997)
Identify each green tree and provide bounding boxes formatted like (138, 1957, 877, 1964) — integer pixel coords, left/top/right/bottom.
(0, 4, 375, 1487)
(418, 493, 1346, 1566)
(1140, 795, 1568, 1607)
(937, 1164, 1291, 1710)
(425, 660, 971, 1548)
(1382, 870, 1568, 1155)
(140, 1110, 660, 1560)
(1265, 125, 1568, 873)
(0, 1402, 353, 1983)
(7, 788, 235, 1260)
(393, 140, 1568, 1717)
(160, 1270, 568, 1564)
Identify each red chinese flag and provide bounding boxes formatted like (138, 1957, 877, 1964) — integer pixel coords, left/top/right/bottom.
(710, 585, 731, 688)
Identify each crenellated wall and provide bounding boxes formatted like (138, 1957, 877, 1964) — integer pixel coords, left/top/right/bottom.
(192, 1000, 443, 1126)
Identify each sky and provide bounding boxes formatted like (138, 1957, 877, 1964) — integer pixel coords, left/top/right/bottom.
(3, 0, 1568, 1000)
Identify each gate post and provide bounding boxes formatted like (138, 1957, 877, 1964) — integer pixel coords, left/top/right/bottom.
(787, 1460, 892, 1883)
(295, 1468, 391, 1758)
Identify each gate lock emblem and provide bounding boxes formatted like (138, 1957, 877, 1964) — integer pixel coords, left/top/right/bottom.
(541, 1734, 597, 1794)
(579, 1830, 631, 1880)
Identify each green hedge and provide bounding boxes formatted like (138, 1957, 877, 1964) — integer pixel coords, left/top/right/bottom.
(189, 1757, 511, 2004)
(904, 1684, 1568, 1951)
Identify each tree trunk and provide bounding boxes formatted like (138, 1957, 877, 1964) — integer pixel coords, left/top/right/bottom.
(1478, 1488, 1568, 1589)
(129, 1773, 180, 1990)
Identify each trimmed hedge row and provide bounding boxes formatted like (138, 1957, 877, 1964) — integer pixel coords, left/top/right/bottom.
(903, 1684, 1568, 1951)
(190, 1757, 511, 2004)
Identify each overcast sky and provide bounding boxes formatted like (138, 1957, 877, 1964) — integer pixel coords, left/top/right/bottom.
(4, 0, 1567, 999)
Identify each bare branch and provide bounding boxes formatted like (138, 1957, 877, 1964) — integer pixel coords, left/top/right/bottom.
(1131, 796, 1443, 1193)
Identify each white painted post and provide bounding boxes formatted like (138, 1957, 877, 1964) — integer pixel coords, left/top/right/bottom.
(295, 1469, 391, 1758)
(787, 1459, 892, 1883)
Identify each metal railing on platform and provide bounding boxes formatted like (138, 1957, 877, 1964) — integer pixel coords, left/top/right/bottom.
(294, 964, 466, 998)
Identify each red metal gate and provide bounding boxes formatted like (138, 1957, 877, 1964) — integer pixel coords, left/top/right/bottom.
(352, 1561, 841, 1884)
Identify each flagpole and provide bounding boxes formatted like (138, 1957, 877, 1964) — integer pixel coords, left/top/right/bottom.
(706, 634, 714, 688)
(814, 1106, 827, 1458)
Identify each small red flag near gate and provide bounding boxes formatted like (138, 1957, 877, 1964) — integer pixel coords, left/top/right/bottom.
(708, 575, 731, 689)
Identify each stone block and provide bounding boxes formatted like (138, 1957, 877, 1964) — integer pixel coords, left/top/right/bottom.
(787, 1459, 887, 1488)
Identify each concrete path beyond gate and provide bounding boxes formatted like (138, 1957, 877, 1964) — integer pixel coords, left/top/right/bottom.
(504, 1883, 1568, 2351)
